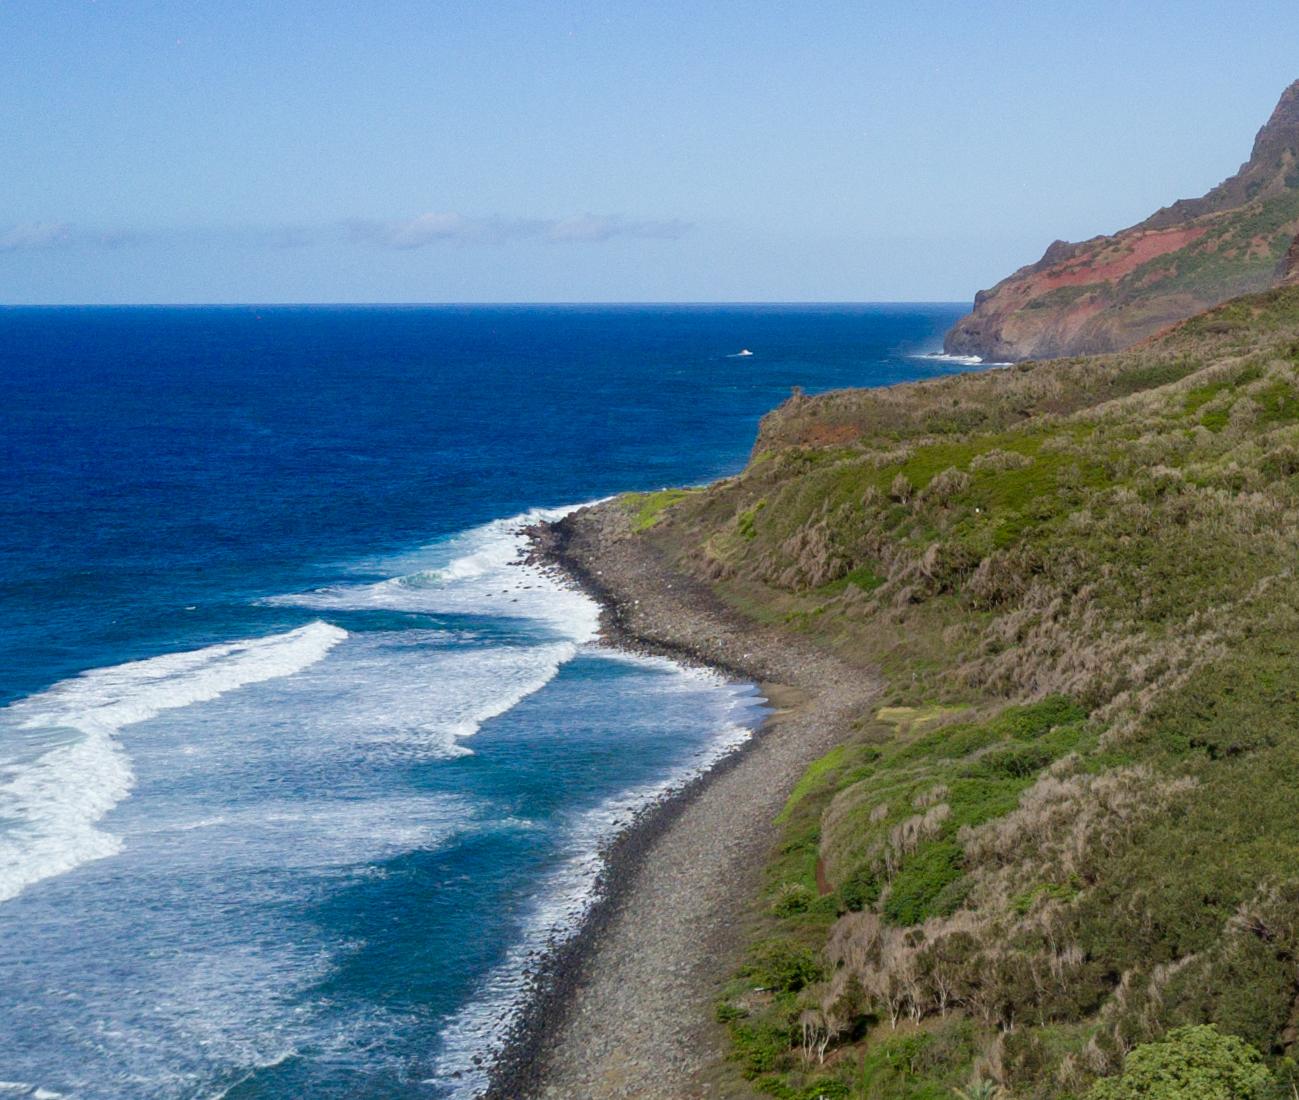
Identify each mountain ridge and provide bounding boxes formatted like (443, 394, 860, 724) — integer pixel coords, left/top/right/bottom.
(945, 80, 1299, 361)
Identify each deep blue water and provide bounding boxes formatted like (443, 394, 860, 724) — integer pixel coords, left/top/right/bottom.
(0, 304, 970, 1099)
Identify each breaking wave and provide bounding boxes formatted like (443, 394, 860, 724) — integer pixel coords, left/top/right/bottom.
(0, 621, 346, 903)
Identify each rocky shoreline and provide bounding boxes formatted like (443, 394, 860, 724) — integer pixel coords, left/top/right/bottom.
(486, 500, 881, 1100)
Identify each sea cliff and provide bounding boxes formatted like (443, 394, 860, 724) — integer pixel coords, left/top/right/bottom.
(945, 80, 1299, 361)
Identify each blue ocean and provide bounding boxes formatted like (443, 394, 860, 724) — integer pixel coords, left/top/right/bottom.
(0, 304, 972, 1099)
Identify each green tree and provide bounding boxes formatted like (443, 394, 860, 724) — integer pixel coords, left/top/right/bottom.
(1088, 1025, 1273, 1100)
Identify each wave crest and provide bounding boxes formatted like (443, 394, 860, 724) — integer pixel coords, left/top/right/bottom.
(0, 621, 346, 903)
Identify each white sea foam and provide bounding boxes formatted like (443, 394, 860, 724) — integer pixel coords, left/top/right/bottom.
(911, 351, 1012, 368)
(265, 504, 601, 757)
(393, 640, 579, 753)
(0, 621, 346, 903)
(134, 794, 477, 873)
(267, 503, 601, 643)
(2, 501, 761, 1095)
(228, 627, 584, 763)
(431, 659, 765, 1098)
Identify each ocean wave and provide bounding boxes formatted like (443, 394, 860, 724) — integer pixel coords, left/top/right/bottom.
(588, 646, 736, 686)
(0, 621, 346, 904)
(267, 503, 601, 643)
(429, 672, 764, 1097)
(263, 504, 601, 759)
(138, 793, 480, 872)
(911, 351, 1012, 367)
(349, 639, 582, 758)
(434, 641, 580, 748)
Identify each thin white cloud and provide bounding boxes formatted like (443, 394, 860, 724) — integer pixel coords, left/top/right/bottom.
(352, 211, 691, 248)
(250, 225, 318, 249)
(0, 222, 153, 252)
(0, 221, 74, 252)
(349, 212, 540, 248)
(0, 213, 692, 255)
(545, 214, 690, 243)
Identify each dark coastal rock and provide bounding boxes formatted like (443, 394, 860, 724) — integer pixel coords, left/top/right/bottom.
(946, 79, 1299, 362)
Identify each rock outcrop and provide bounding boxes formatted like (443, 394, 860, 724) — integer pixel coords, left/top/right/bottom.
(946, 80, 1299, 361)
(1280, 229, 1299, 286)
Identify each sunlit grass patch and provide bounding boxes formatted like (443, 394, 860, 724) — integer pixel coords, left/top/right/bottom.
(619, 487, 702, 530)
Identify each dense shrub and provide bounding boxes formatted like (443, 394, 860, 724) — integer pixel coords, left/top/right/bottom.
(882, 841, 964, 925)
(742, 939, 824, 993)
(838, 866, 881, 911)
(1087, 1025, 1272, 1100)
(772, 883, 816, 916)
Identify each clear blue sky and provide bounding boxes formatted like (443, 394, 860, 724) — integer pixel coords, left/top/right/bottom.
(3, 0, 1298, 304)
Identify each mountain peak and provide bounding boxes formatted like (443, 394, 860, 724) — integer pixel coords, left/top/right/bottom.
(1251, 78, 1299, 164)
(1139, 81, 1299, 230)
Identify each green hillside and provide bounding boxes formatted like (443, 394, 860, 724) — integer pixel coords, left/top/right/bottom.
(628, 286, 1299, 1098)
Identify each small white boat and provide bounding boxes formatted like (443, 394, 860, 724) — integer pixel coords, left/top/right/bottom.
(729, 348, 754, 358)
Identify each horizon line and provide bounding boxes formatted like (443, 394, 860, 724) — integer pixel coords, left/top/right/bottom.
(0, 299, 972, 309)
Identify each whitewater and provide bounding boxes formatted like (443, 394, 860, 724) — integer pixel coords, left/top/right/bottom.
(0, 505, 765, 1099)
(0, 302, 974, 1099)
(0, 620, 347, 903)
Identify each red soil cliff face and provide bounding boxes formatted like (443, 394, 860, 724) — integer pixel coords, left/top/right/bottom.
(946, 81, 1299, 361)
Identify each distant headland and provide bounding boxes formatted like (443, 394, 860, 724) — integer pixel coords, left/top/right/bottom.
(946, 79, 1299, 361)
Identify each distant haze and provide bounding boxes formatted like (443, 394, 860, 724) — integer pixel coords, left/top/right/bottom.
(3, 0, 1298, 304)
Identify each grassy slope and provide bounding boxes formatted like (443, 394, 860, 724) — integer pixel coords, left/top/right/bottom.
(631, 286, 1299, 1099)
